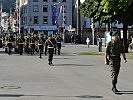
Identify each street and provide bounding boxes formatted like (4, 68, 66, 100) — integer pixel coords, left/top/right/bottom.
(0, 44, 133, 100)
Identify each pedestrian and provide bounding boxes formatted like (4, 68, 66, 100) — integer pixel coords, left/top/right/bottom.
(86, 37, 90, 48)
(105, 31, 127, 93)
(45, 34, 55, 65)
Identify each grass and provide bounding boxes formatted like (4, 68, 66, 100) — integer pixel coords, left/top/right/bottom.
(79, 52, 133, 60)
(79, 52, 105, 56)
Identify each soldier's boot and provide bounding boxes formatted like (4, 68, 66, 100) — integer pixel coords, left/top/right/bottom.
(39, 52, 42, 58)
(112, 84, 119, 93)
(48, 61, 53, 66)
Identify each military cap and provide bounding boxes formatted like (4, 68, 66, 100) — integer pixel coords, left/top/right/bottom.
(110, 31, 119, 36)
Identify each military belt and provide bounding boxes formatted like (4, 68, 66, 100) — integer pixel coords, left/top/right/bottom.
(18, 43, 24, 44)
(48, 47, 54, 48)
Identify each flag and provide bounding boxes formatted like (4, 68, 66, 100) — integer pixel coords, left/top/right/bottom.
(51, 5, 57, 25)
(57, 5, 64, 19)
(12, 8, 17, 20)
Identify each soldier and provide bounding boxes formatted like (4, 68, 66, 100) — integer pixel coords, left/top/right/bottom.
(52, 34, 57, 54)
(45, 34, 55, 65)
(17, 35, 24, 55)
(105, 31, 127, 93)
(30, 33, 36, 55)
(44, 34, 48, 55)
(55, 34, 62, 55)
(38, 34, 45, 58)
(7, 34, 14, 55)
(24, 36, 30, 54)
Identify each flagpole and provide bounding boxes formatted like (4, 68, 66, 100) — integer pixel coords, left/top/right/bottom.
(62, 4, 65, 42)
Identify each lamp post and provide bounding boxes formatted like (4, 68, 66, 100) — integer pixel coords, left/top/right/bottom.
(91, 18, 95, 45)
(18, 0, 21, 34)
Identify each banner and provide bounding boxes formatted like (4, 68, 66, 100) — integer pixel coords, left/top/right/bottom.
(51, 5, 57, 25)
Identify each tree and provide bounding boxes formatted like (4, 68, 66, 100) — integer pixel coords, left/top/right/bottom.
(80, 0, 133, 52)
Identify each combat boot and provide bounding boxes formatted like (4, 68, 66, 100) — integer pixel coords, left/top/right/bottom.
(112, 85, 119, 93)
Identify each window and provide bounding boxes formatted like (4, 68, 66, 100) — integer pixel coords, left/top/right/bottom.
(43, 5, 48, 12)
(53, 0, 57, 2)
(33, 5, 39, 12)
(43, 16, 48, 24)
(43, 0, 47, 2)
(34, 16, 39, 24)
(33, 0, 38, 2)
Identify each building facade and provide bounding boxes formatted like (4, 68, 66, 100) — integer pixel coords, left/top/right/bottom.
(16, 0, 72, 35)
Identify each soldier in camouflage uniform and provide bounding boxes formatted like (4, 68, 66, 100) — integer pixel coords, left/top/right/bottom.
(17, 35, 25, 55)
(38, 34, 45, 58)
(105, 31, 127, 93)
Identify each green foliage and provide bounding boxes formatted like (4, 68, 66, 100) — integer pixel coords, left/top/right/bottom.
(80, 0, 133, 24)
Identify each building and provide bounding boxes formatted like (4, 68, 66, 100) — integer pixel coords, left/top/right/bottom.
(16, 0, 72, 35)
(0, 12, 9, 34)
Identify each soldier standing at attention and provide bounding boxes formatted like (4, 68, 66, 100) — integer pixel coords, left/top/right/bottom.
(105, 31, 127, 93)
(45, 35, 55, 65)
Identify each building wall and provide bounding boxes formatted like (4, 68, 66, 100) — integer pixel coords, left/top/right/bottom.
(19, 0, 72, 34)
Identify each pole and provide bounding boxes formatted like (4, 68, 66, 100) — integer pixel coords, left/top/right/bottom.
(91, 18, 95, 45)
(62, 4, 65, 42)
(18, 0, 21, 34)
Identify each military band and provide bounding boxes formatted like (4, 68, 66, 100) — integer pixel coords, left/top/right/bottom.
(2, 32, 62, 65)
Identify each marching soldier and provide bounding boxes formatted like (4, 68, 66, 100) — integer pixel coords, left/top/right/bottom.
(56, 34, 62, 55)
(17, 35, 24, 55)
(105, 31, 127, 93)
(45, 34, 55, 65)
(38, 34, 45, 58)
(7, 34, 14, 55)
(44, 34, 48, 55)
(24, 36, 30, 54)
(30, 33, 36, 55)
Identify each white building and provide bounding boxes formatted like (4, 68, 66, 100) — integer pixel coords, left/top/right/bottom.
(16, 0, 72, 34)
(1, 12, 9, 33)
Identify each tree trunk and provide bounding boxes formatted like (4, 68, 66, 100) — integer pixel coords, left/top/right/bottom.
(123, 23, 128, 53)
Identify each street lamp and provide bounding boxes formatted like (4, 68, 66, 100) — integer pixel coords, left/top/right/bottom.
(91, 18, 95, 45)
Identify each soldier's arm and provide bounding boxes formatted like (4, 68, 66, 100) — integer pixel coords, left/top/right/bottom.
(105, 42, 110, 65)
(121, 41, 127, 63)
(122, 53, 127, 63)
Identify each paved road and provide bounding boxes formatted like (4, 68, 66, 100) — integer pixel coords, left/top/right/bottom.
(0, 44, 133, 100)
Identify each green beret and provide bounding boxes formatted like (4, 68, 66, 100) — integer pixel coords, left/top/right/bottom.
(110, 31, 118, 36)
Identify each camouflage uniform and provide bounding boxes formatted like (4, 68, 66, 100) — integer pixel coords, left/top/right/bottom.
(45, 36, 55, 65)
(106, 39, 125, 91)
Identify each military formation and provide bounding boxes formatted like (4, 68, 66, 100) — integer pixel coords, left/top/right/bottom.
(1, 32, 63, 65)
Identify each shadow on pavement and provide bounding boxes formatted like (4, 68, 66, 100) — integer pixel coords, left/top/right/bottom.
(115, 91, 133, 95)
(0, 94, 103, 99)
(53, 64, 94, 67)
(0, 94, 24, 97)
